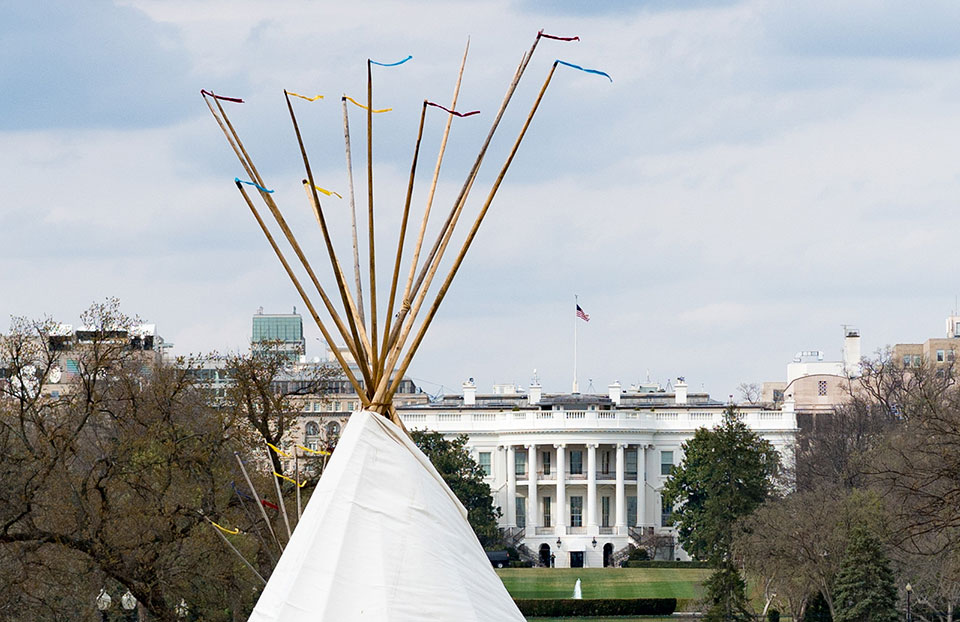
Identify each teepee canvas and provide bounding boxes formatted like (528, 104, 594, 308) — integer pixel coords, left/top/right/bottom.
(204, 31, 608, 620)
(249, 410, 524, 621)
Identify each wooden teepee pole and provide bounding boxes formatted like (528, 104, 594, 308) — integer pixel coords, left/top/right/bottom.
(284, 90, 375, 381)
(379, 100, 428, 379)
(341, 96, 366, 327)
(204, 94, 370, 384)
(380, 62, 559, 404)
(234, 181, 368, 402)
(382, 38, 541, 363)
(374, 43, 542, 403)
(366, 60, 380, 376)
(398, 39, 470, 336)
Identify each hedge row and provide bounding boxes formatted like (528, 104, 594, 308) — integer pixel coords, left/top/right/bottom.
(514, 598, 677, 617)
(623, 560, 711, 568)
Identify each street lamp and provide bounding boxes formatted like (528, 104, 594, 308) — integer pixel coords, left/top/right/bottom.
(906, 583, 912, 622)
(591, 537, 598, 548)
(556, 537, 562, 548)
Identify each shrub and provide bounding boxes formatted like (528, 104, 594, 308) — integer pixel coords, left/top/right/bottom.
(513, 598, 676, 617)
(768, 609, 781, 622)
(628, 545, 650, 561)
(508, 560, 533, 568)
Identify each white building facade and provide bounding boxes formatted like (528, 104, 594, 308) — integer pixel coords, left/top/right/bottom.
(396, 379, 797, 569)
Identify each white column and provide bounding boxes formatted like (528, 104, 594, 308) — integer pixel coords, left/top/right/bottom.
(636, 445, 647, 527)
(555, 444, 566, 535)
(615, 443, 626, 531)
(527, 444, 538, 528)
(506, 445, 517, 527)
(587, 443, 598, 529)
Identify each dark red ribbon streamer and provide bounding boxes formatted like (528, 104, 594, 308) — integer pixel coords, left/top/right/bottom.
(425, 101, 480, 117)
(260, 499, 279, 511)
(538, 30, 580, 42)
(200, 89, 244, 103)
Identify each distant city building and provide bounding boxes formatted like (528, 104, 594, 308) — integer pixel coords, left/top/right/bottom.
(892, 314, 960, 368)
(761, 327, 861, 418)
(2, 323, 167, 398)
(252, 307, 306, 361)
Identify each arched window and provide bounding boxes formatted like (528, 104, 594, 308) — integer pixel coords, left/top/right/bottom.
(305, 421, 320, 437)
(326, 421, 341, 437)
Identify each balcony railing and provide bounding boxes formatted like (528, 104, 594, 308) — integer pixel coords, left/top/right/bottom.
(567, 525, 587, 534)
(535, 526, 555, 535)
(398, 408, 796, 433)
(599, 526, 616, 535)
(596, 470, 615, 480)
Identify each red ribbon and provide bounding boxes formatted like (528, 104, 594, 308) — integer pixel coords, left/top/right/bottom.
(538, 30, 580, 42)
(200, 89, 244, 103)
(260, 499, 279, 511)
(425, 102, 480, 117)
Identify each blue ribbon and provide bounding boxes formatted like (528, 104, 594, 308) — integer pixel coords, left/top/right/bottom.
(235, 178, 274, 193)
(370, 55, 413, 67)
(555, 60, 613, 82)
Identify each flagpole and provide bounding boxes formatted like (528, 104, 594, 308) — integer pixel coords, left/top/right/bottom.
(573, 294, 579, 394)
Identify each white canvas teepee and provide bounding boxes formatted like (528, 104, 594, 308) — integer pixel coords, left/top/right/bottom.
(204, 32, 603, 620)
(249, 410, 525, 621)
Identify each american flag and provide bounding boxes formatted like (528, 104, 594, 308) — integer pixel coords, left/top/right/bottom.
(576, 304, 590, 322)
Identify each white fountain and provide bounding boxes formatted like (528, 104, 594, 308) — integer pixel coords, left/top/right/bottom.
(572, 578, 582, 600)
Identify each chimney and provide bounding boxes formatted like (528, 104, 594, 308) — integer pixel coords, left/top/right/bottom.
(529, 380, 542, 405)
(463, 378, 476, 406)
(674, 377, 688, 405)
(608, 381, 621, 406)
(842, 327, 861, 377)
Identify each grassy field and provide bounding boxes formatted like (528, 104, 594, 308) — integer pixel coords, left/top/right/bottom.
(496, 567, 711, 603)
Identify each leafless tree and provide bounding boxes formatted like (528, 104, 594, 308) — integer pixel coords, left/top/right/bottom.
(736, 382, 762, 405)
(0, 301, 264, 621)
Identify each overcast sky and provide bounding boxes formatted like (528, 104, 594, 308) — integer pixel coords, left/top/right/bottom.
(3, 0, 960, 398)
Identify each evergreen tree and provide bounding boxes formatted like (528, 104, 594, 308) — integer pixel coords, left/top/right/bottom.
(663, 406, 781, 563)
(833, 525, 898, 622)
(703, 561, 754, 622)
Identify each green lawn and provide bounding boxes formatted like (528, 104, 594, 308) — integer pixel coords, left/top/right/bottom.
(496, 567, 711, 603)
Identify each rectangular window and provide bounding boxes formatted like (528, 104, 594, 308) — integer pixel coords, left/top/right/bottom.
(570, 450, 583, 475)
(66, 359, 80, 374)
(626, 449, 638, 479)
(818, 380, 828, 396)
(913, 355, 922, 367)
(601, 451, 612, 474)
(660, 451, 673, 476)
(949, 350, 956, 362)
(601, 496, 611, 527)
(515, 452, 527, 478)
(314, 402, 322, 412)
(542, 451, 551, 475)
(627, 495, 638, 526)
(661, 494, 674, 527)
(478, 452, 491, 477)
(903, 355, 912, 367)
(516, 497, 526, 527)
(570, 496, 583, 527)
(938, 350, 945, 362)
(543, 497, 552, 527)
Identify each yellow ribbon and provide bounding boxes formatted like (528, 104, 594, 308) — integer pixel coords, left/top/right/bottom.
(211, 520, 240, 535)
(266, 442, 290, 458)
(297, 444, 331, 456)
(274, 471, 307, 487)
(287, 91, 325, 101)
(343, 96, 392, 113)
(314, 185, 342, 199)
